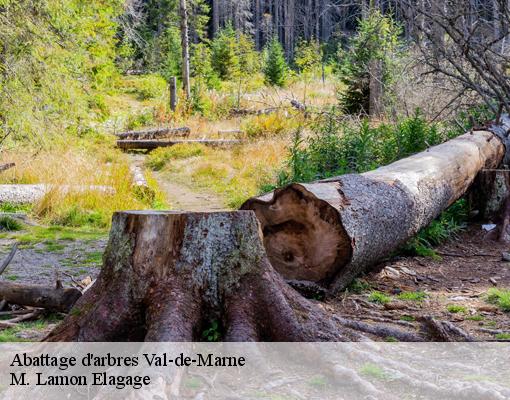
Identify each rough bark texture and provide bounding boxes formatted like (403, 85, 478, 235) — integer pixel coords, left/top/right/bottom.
(470, 168, 510, 221)
(46, 211, 357, 342)
(242, 131, 506, 295)
(115, 126, 190, 140)
(0, 282, 81, 313)
(116, 139, 242, 150)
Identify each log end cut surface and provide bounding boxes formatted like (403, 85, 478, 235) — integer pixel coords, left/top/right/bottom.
(241, 184, 352, 283)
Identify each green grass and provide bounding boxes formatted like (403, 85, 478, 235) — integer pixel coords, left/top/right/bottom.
(400, 315, 415, 322)
(446, 304, 467, 314)
(146, 144, 206, 171)
(0, 319, 58, 342)
(13, 225, 106, 244)
(397, 291, 427, 302)
(368, 291, 391, 305)
(465, 314, 484, 321)
(307, 375, 328, 389)
(5, 275, 19, 281)
(487, 288, 510, 312)
(83, 251, 103, 265)
(43, 240, 66, 252)
(0, 216, 24, 231)
(0, 202, 32, 213)
(360, 363, 392, 381)
(495, 333, 510, 340)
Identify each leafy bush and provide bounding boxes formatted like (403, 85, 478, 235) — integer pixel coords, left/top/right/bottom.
(122, 75, 167, 100)
(278, 110, 446, 185)
(241, 112, 298, 139)
(146, 144, 206, 171)
(264, 37, 287, 87)
(125, 110, 155, 130)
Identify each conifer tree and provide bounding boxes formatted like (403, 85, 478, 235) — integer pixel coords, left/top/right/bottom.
(264, 37, 287, 87)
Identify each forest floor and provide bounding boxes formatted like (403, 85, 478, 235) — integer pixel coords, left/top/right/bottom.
(332, 226, 510, 341)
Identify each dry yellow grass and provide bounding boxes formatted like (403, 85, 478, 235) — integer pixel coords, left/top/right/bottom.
(0, 137, 165, 228)
(155, 138, 288, 208)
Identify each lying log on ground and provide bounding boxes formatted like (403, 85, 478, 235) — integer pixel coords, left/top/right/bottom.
(115, 126, 190, 140)
(0, 184, 115, 204)
(46, 210, 465, 342)
(117, 139, 243, 150)
(242, 128, 509, 295)
(0, 281, 81, 313)
(0, 163, 15, 172)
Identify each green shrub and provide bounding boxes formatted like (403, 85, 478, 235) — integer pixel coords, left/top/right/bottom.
(337, 10, 402, 114)
(368, 291, 391, 305)
(241, 112, 297, 139)
(447, 304, 467, 313)
(146, 144, 206, 171)
(403, 198, 468, 257)
(397, 291, 427, 302)
(125, 109, 155, 130)
(122, 75, 167, 100)
(0, 216, 24, 231)
(487, 288, 510, 312)
(278, 110, 447, 186)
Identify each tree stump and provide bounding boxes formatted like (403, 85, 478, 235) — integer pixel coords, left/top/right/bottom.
(46, 211, 357, 341)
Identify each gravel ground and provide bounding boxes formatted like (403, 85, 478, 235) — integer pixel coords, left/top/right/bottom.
(0, 236, 107, 286)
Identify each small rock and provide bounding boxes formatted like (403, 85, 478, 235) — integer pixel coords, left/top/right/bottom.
(470, 278, 481, 284)
(450, 296, 469, 301)
(482, 224, 497, 232)
(489, 277, 498, 286)
(502, 252, 510, 262)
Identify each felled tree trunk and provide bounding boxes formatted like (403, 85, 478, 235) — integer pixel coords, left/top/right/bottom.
(0, 282, 81, 313)
(242, 130, 506, 295)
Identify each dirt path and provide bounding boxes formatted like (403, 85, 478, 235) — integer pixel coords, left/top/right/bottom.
(129, 153, 226, 211)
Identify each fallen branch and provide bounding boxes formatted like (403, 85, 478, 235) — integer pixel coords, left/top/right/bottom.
(115, 126, 190, 140)
(0, 162, 15, 172)
(0, 281, 81, 313)
(0, 184, 115, 204)
(117, 139, 243, 151)
(0, 243, 17, 275)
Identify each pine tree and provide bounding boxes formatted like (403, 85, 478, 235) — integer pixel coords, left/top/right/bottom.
(264, 37, 287, 87)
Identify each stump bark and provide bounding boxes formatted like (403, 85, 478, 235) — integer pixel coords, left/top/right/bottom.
(242, 131, 506, 294)
(46, 211, 361, 341)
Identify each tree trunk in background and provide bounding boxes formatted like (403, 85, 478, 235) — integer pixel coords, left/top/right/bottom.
(212, 0, 219, 36)
(369, 58, 383, 116)
(179, 0, 191, 99)
(242, 129, 507, 295)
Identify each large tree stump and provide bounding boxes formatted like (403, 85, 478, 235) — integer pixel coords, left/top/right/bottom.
(242, 130, 506, 294)
(46, 211, 363, 341)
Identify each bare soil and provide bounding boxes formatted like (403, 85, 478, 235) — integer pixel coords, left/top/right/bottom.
(330, 225, 510, 341)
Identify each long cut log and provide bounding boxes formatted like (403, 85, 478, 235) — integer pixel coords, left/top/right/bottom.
(115, 126, 190, 140)
(117, 139, 243, 150)
(0, 184, 115, 204)
(242, 130, 507, 295)
(0, 281, 81, 312)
